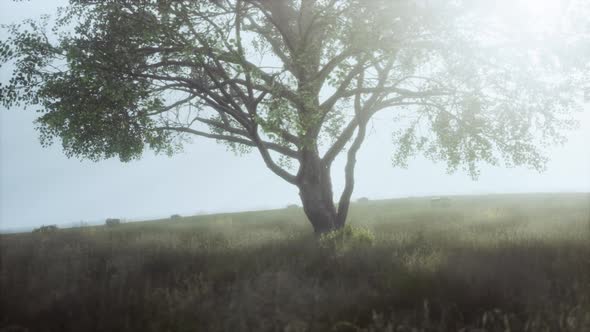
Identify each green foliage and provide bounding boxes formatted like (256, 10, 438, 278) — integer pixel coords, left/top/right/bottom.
(1, 7, 174, 161)
(1, 0, 587, 175)
(319, 224, 375, 254)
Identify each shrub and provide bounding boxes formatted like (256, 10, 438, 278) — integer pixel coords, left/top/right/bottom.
(430, 197, 452, 207)
(32, 225, 58, 233)
(319, 224, 375, 254)
(286, 204, 299, 209)
(356, 197, 370, 203)
(105, 218, 121, 226)
(170, 214, 182, 220)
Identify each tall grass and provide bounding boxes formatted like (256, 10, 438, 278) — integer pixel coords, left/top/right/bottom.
(1, 193, 589, 331)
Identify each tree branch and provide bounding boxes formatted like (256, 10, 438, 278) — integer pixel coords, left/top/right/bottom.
(251, 129, 299, 184)
(336, 119, 368, 226)
(314, 48, 357, 87)
(322, 59, 396, 165)
(194, 117, 299, 158)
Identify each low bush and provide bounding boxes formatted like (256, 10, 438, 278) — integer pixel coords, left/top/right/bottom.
(105, 218, 121, 226)
(318, 224, 375, 254)
(31, 225, 58, 234)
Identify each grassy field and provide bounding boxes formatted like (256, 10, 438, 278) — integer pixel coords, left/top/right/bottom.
(1, 193, 589, 332)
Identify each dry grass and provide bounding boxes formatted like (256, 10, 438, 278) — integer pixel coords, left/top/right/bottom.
(1, 193, 589, 332)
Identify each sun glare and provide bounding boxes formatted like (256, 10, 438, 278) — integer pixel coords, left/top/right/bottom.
(494, 0, 572, 36)
(519, 0, 563, 21)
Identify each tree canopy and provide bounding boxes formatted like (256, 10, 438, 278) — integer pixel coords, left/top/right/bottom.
(1, 0, 588, 232)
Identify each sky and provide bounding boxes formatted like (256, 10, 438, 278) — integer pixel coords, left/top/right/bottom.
(1, 1, 589, 232)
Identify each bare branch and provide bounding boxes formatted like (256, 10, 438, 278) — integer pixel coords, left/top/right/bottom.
(250, 129, 299, 184)
(336, 119, 368, 226)
(314, 48, 357, 87)
(319, 61, 366, 112)
(194, 117, 300, 158)
(322, 59, 395, 165)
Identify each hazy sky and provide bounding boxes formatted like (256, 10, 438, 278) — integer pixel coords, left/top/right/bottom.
(1, 1, 589, 231)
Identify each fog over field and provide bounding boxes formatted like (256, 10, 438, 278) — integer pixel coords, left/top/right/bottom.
(1, 1, 590, 331)
(1, 0, 589, 232)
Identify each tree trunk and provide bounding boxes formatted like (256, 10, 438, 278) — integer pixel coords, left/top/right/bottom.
(297, 151, 341, 234)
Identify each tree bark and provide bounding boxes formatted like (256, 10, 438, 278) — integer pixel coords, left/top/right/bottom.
(336, 120, 368, 226)
(297, 150, 340, 234)
(296, 120, 367, 234)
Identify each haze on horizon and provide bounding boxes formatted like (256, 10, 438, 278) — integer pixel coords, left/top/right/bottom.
(1, 0, 589, 232)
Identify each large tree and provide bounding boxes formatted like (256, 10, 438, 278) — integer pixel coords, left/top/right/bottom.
(1, 0, 588, 233)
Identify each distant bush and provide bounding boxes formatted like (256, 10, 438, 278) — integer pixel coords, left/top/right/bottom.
(430, 197, 452, 207)
(105, 218, 121, 226)
(32, 225, 58, 234)
(286, 204, 299, 209)
(170, 214, 182, 220)
(356, 197, 370, 203)
(319, 224, 375, 254)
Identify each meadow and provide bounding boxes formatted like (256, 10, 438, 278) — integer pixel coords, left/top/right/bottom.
(1, 193, 589, 332)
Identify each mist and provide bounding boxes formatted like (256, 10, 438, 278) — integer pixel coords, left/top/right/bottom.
(1, 1, 589, 232)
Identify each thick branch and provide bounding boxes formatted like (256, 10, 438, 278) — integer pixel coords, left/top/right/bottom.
(250, 128, 298, 184)
(314, 48, 357, 87)
(336, 119, 368, 226)
(322, 60, 396, 165)
(245, 1, 297, 54)
(156, 125, 298, 183)
(319, 61, 366, 112)
(243, 14, 294, 71)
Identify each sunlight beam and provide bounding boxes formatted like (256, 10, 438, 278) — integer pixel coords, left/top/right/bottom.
(490, 0, 576, 37)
